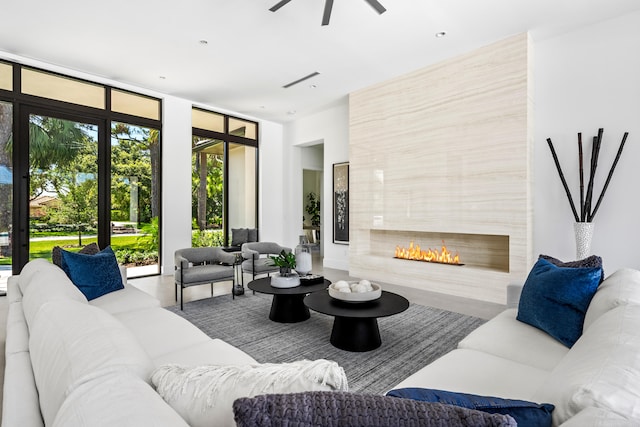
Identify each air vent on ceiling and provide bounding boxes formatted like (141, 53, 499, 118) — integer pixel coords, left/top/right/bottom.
(283, 72, 320, 89)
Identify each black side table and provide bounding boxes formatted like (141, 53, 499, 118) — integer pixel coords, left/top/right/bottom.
(248, 277, 330, 323)
(304, 290, 410, 352)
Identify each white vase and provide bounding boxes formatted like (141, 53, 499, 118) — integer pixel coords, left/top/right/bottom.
(574, 222, 594, 260)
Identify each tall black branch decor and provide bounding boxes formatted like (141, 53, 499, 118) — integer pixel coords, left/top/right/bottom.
(546, 128, 629, 223)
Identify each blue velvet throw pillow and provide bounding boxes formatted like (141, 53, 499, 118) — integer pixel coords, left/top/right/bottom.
(60, 246, 124, 301)
(386, 388, 554, 427)
(516, 257, 602, 347)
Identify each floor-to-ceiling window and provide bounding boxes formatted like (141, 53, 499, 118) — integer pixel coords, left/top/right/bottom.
(27, 113, 99, 261)
(0, 61, 162, 279)
(110, 122, 161, 276)
(191, 108, 258, 247)
(0, 99, 13, 289)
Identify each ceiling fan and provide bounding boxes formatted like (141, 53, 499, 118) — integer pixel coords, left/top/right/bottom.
(269, 0, 386, 26)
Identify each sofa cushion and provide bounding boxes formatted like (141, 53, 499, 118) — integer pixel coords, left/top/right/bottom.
(60, 246, 124, 300)
(387, 388, 554, 427)
(583, 268, 640, 330)
(52, 372, 189, 427)
(391, 349, 550, 401)
(90, 283, 160, 315)
(52, 242, 100, 269)
(29, 299, 154, 425)
(458, 308, 569, 371)
(151, 359, 348, 427)
(2, 350, 44, 427)
(516, 258, 602, 347)
(534, 304, 640, 425)
(22, 264, 88, 329)
(5, 302, 30, 355)
(539, 254, 603, 277)
(231, 228, 248, 246)
(114, 307, 212, 360)
(233, 391, 517, 427)
(152, 338, 258, 367)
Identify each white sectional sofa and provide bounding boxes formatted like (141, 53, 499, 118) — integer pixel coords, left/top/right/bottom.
(391, 267, 640, 426)
(2, 258, 345, 426)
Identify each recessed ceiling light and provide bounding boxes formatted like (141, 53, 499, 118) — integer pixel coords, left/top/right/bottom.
(159, 76, 166, 80)
(199, 40, 208, 45)
(309, 84, 317, 89)
(435, 31, 447, 38)
(287, 110, 297, 115)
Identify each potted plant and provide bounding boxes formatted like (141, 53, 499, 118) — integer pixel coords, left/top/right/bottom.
(268, 250, 300, 288)
(306, 192, 320, 228)
(268, 250, 297, 275)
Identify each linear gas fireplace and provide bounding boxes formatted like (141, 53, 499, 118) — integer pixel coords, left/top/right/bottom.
(394, 241, 463, 266)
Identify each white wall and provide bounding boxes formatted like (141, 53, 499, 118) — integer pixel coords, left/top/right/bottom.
(285, 102, 350, 270)
(534, 10, 640, 273)
(257, 120, 286, 244)
(161, 96, 192, 273)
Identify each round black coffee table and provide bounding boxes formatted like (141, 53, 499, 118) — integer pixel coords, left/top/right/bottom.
(247, 277, 330, 323)
(304, 290, 410, 352)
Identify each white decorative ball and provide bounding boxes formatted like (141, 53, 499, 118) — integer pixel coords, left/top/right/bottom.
(334, 280, 350, 289)
(359, 279, 371, 287)
(338, 287, 352, 293)
(351, 283, 368, 293)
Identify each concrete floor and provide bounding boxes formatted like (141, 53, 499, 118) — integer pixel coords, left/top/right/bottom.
(0, 255, 505, 421)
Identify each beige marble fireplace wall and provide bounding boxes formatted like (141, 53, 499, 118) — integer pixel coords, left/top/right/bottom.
(348, 33, 533, 304)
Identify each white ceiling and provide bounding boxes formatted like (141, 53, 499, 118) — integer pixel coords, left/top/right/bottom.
(2, 0, 639, 123)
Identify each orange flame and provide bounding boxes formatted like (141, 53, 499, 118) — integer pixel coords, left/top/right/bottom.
(394, 240, 461, 265)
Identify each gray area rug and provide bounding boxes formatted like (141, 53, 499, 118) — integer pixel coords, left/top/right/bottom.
(166, 293, 485, 394)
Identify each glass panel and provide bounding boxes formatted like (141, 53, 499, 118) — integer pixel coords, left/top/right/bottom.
(111, 122, 160, 277)
(229, 118, 257, 140)
(0, 62, 12, 91)
(191, 136, 224, 247)
(111, 89, 160, 120)
(28, 114, 99, 262)
(227, 143, 256, 242)
(21, 68, 105, 109)
(192, 109, 225, 133)
(0, 102, 12, 291)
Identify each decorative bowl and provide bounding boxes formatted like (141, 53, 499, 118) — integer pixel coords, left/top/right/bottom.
(328, 281, 382, 302)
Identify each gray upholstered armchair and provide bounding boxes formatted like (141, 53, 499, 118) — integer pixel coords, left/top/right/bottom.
(241, 242, 292, 283)
(174, 247, 236, 310)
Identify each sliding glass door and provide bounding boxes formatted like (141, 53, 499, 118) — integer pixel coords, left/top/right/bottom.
(0, 101, 12, 290)
(26, 112, 100, 262)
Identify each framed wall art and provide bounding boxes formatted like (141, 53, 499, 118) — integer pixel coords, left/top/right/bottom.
(332, 162, 349, 244)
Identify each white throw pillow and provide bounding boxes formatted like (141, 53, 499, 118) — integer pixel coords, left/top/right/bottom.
(151, 359, 348, 427)
(53, 372, 189, 427)
(583, 268, 640, 330)
(29, 300, 154, 425)
(534, 304, 640, 425)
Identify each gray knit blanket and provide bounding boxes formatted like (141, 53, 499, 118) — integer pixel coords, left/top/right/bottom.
(233, 391, 517, 427)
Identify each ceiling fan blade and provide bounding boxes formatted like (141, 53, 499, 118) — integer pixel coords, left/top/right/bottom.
(363, 0, 386, 14)
(321, 0, 334, 25)
(269, 0, 294, 12)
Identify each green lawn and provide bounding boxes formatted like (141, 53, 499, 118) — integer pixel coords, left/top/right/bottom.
(18, 234, 152, 262)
